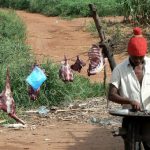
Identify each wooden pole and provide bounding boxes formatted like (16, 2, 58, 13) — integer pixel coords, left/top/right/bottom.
(88, 4, 105, 42)
(89, 3, 116, 71)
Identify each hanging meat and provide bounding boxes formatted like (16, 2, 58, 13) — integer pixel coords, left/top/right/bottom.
(71, 55, 86, 73)
(0, 68, 25, 125)
(87, 44, 105, 76)
(28, 63, 40, 101)
(27, 63, 47, 101)
(59, 56, 73, 82)
(28, 86, 40, 101)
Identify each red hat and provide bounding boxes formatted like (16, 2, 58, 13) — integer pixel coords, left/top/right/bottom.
(133, 27, 142, 35)
(128, 27, 147, 56)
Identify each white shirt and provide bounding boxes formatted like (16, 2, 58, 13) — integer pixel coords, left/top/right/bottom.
(110, 56, 150, 110)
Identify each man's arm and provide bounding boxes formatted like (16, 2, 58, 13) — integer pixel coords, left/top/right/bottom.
(108, 84, 141, 110)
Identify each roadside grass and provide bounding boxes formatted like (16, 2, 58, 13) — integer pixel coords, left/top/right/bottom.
(85, 21, 98, 37)
(0, 0, 121, 17)
(1, 0, 150, 24)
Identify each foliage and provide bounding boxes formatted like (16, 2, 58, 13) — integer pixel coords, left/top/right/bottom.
(118, 0, 150, 24)
(1, 0, 150, 24)
(0, 0, 121, 17)
(0, 0, 30, 9)
(0, 10, 26, 40)
(0, 11, 33, 108)
(85, 21, 99, 37)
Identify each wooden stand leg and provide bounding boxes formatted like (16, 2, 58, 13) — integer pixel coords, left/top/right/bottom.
(123, 120, 141, 150)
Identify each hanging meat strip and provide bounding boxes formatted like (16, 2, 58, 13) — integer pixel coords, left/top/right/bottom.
(28, 86, 40, 101)
(0, 68, 25, 125)
(59, 56, 73, 82)
(28, 63, 40, 101)
(87, 44, 105, 76)
(71, 55, 86, 73)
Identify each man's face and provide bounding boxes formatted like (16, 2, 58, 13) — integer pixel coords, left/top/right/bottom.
(130, 56, 145, 66)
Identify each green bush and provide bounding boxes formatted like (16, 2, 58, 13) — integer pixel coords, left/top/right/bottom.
(117, 0, 150, 24)
(56, 1, 90, 17)
(0, 0, 122, 17)
(0, 38, 34, 106)
(0, 0, 9, 7)
(10, 0, 30, 9)
(0, 10, 26, 40)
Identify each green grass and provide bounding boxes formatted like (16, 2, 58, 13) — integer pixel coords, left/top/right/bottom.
(0, 0, 121, 17)
(1, 0, 150, 24)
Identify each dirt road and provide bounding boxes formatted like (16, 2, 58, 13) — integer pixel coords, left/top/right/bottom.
(0, 119, 123, 150)
(0, 11, 124, 150)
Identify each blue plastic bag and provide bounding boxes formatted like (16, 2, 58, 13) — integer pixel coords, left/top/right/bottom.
(26, 66, 47, 91)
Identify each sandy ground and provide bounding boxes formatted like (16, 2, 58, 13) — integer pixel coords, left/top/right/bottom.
(0, 11, 124, 150)
(0, 120, 123, 150)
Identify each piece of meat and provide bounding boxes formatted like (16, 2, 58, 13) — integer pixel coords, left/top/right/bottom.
(59, 56, 73, 82)
(28, 86, 40, 101)
(28, 63, 41, 100)
(0, 67, 25, 125)
(87, 44, 105, 76)
(71, 56, 86, 73)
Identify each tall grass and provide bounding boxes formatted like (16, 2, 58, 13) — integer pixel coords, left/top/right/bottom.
(0, 0, 121, 17)
(0, 0, 30, 9)
(1, 0, 150, 24)
(117, 0, 150, 24)
(0, 10, 34, 108)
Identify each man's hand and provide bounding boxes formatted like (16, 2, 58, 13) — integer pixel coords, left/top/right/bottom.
(130, 100, 141, 111)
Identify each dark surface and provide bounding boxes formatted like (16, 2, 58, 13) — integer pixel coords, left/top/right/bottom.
(109, 109, 150, 117)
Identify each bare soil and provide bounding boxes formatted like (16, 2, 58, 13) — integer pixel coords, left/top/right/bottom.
(0, 11, 124, 150)
(0, 120, 123, 150)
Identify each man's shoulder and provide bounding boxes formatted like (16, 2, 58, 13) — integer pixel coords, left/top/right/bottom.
(145, 56, 150, 61)
(115, 58, 129, 70)
(145, 56, 150, 69)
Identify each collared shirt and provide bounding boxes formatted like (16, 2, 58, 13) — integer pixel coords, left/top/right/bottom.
(110, 56, 150, 110)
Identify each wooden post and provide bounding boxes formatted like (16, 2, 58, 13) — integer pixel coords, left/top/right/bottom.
(88, 4, 105, 42)
(89, 3, 116, 71)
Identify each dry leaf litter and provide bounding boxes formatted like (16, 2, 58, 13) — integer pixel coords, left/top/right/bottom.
(22, 97, 122, 131)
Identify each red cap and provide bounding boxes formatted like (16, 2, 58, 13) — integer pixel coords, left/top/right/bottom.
(133, 27, 142, 35)
(127, 27, 147, 56)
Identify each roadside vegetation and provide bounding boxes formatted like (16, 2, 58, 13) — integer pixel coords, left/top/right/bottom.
(0, 0, 121, 17)
(0, 0, 149, 25)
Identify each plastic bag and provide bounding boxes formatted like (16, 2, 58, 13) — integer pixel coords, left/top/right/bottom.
(26, 66, 47, 91)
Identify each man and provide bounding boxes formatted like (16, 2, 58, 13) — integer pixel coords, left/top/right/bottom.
(108, 27, 150, 149)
